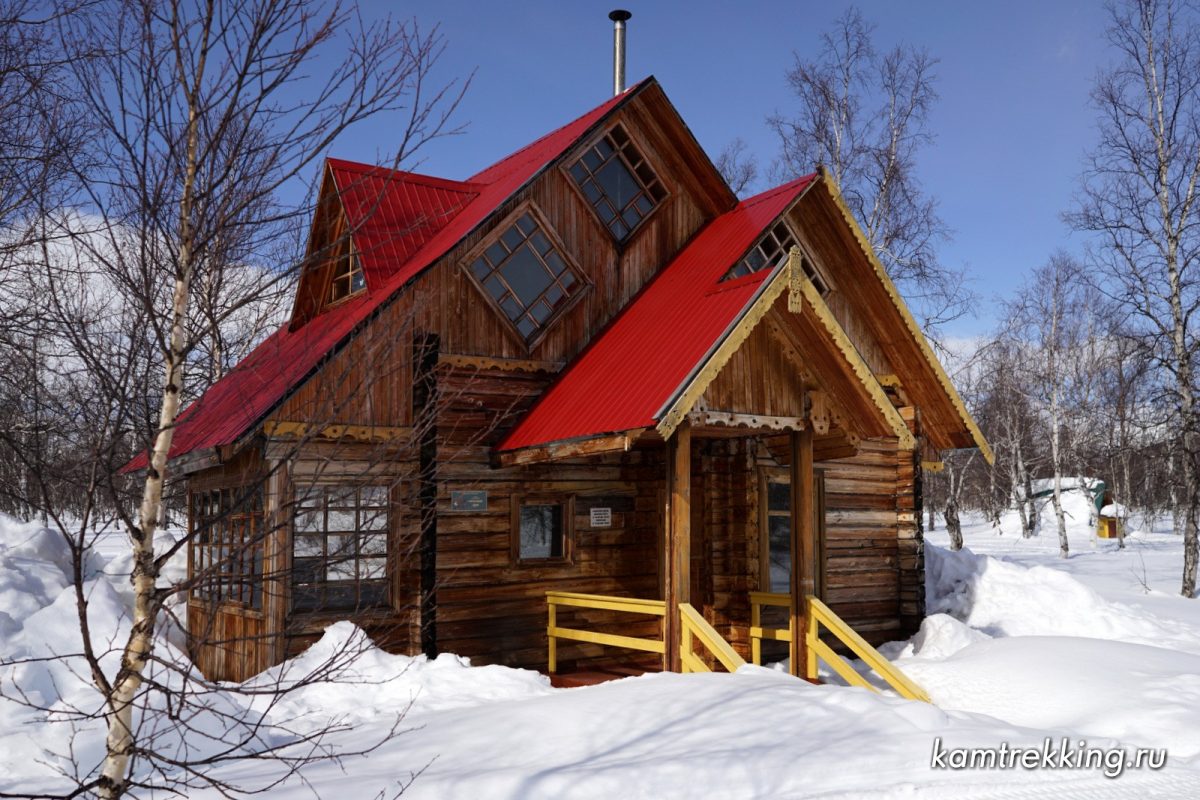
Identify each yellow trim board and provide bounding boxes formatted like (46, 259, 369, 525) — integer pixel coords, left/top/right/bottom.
(655, 253, 915, 451)
(817, 175, 994, 464)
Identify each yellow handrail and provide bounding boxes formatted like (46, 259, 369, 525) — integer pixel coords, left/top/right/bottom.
(748, 591, 791, 665)
(545, 591, 665, 673)
(679, 603, 746, 674)
(807, 596, 930, 702)
(748, 592, 930, 702)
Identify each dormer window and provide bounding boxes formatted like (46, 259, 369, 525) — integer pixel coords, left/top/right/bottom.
(329, 246, 365, 303)
(722, 221, 830, 295)
(466, 207, 585, 343)
(568, 125, 666, 241)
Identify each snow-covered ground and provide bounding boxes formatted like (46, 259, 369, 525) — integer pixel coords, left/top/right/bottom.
(3, 488, 1200, 798)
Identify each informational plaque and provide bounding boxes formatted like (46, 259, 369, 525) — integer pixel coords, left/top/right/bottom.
(589, 507, 612, 528)
(450, 490, 488, 512)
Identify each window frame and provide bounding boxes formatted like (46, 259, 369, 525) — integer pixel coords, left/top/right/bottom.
(758, 466, 826, 598)
(188, 486, 266, 613)
(326, 236, 366, 306)
(460, 202, 590, 351)
(722, 220, 832, 296)
(563, 123, 669, 244)
(510, 493, 575, 567)
(288, 482, 392, 614)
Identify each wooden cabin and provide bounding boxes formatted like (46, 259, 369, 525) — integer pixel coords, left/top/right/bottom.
(134, 77, 991, 682)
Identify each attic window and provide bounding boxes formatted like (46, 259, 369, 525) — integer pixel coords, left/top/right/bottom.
(329, 248, 365, 303)
(568, 125, 666, 241)
(722, 221, 829, 295)
(467, 210, 584, 343)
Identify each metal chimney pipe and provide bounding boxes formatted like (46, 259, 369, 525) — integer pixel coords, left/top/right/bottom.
(609, 10, 631, 96)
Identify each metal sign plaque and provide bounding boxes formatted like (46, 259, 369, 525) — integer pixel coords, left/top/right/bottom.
(450, 490, 488, 512)
(589, 507, 612, 528)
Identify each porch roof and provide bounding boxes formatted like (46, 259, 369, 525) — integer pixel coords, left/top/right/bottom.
(497, 176, 820, 454)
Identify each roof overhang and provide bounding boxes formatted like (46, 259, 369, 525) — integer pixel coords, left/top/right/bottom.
(801, 172, 993, 464)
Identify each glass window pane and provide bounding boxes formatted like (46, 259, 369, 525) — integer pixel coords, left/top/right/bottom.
(361, 557, 387, 580)
(596, 157, 639, 211)
(635, 195, 653, 215)
(583, 181, 602, 203)
(598, 135, 617, 155)
(360, 509, 388, 531)
(516, 214, 536, 235)
(360, 486, 388, 507)
(500, 295, 522, 321)
(292, 557, 324, 584)
(530, 301, 553, 324)
(292, 584, 322, 612)
(327, 508, 355, 530)
(622, 206, 641, 228)
(295, 508, 322, 533)
(609, 219, 628, 239)
(486, 242, 507, 264)
(768, 481, 791, 512)
(294, 534, 323, 557)
(501, 225, 524, 251)
(360, 533, 387, 555)
(516, 317, 537, 339)
(519, 504, 563, 559)
(545, 284, 564, 306)
(569, 163, 587, 182)
(531, 232, 551, 255)
(545, 252, 567, 276)
(583, 148, 604, 170)
(768, 515, 791, 593)
(360, 582, 388, 606)
(350, 270, 366, 293)
(500, 244, 553, 306)
(471, 257, 490, 280)
(484, 275, 505, 301)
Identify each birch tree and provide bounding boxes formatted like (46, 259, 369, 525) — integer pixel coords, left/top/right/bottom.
(768, 6, 971, 332)
(1072, 0, 1200, 595)
(5, 1, 468, 796)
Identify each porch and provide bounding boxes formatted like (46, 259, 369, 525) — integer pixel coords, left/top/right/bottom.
(543, 588, 928, 701)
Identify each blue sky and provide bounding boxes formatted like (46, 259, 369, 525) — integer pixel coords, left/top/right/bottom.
(332, 1, 1114, 338)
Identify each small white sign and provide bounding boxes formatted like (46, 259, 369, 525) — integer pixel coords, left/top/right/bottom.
(589, 507, 612, 528)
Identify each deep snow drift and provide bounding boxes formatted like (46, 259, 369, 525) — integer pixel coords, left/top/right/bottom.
(3, 494, 1200, 798)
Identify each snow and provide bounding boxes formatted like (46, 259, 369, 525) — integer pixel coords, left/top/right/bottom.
(4, 497, 1200, 798)
(1101, 503, 1129, 518)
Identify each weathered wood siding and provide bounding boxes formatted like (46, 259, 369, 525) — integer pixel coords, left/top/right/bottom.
(430, 362, 663, 669)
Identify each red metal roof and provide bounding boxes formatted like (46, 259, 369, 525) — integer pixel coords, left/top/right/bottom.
(125, 82, 646, 472)
(498, 175, 816, 452)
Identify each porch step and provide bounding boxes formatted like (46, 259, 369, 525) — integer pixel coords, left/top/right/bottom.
(549, 666, 651, 688)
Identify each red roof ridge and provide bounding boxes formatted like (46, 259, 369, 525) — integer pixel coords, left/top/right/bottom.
(737, 173, 819, 208)
(325, 157, 483, 195)
(468, 77, 653, 185)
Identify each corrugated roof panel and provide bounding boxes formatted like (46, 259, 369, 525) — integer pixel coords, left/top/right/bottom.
(124, 83, 644, 471)
(499, 175, 816, 452)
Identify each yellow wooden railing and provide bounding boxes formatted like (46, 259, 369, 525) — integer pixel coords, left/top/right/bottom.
(545, 590, 665, 673)
(679, 602, 746, 674)
(749, 591, 792, 666)
(749, 592, 930, 703)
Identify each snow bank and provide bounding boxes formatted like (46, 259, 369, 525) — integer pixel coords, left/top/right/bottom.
(925, 543, 1200, 653)
(902, 635, 1200, 758)
(244, 621, 552, 731)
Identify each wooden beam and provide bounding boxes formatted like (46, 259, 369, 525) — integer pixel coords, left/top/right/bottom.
(789, 427, 815, 679)
(497, 430, 644, 466)
(263, 420, 413, 443)
(921, 460, 945, 473)
(439, 352, 563, 373)
(663, 421, 692, 672)
(689, 410, 806, 432)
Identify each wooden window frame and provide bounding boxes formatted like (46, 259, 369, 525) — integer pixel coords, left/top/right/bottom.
(326, 236, 366, 307)
(510, 493, 575, 567)
(723, 220, 831, 296)
(460, 201, 590, 352)
(288, 482, 392, 614)
(188, 486, 266, 613)
(563, 122, 669, 244)
(758, 466, 826, 597)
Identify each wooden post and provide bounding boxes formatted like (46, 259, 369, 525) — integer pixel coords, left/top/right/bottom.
(789, 427, 815, 679)
(663, 421, 692, 672)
